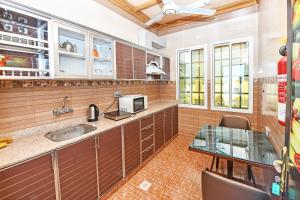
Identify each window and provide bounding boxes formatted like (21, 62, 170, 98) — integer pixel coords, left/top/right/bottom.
(177, 46, 207, 108)
(212, 38, 253, 113)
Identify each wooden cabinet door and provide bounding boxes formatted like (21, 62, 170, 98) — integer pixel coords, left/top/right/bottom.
(133, 47, 146, 79)
(116, 42, 133, 79)
(164, 107, 173, 142)
(53, 22, 90, 78)
(172, 106, 178, 136)
(0, 154, 56, 200)
(98, 127, 123, 196)
(57, 138, 98, 200)
(162, 57, 170, 80)
(124, 120, 141, 176)
(146, 52, 161, 65)
(154, 111, 165, 151)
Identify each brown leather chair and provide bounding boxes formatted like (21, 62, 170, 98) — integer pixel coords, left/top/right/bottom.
(212, 115, 256, 186)
(219, 115, 252, 130)
(201, 171, 271, 200)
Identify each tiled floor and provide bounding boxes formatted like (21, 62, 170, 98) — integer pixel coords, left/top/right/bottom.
(107, 135, 265, 200)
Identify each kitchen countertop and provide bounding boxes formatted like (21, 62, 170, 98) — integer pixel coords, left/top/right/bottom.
(0, 101, 178, 170)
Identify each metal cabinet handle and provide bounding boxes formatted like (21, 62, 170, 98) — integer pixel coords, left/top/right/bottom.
(142, 125, 153, 131)
(145, 145, 153, 152)
(143, 135, 153, 142)
(51, 152, 55, 172)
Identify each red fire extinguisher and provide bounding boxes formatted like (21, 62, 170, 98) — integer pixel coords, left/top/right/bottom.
(278, 45, 287, 126)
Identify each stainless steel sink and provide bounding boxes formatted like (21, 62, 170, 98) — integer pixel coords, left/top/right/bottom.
(44, 124, 97, 142)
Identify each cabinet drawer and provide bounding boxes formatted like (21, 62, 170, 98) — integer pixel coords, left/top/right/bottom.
(141, 125, 153, 140)
(141, 115, 153, 129)
(142, 145, 154, 162)
(142, 135, 154, 151)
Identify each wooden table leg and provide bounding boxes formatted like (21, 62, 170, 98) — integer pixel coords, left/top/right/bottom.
(247, 165, 256, 187)
(210, 156, 216, 171)
(227, 160, 233, 179)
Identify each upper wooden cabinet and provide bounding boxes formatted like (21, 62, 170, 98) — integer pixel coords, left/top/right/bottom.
(90, 34, 114, 79)
(0, 5, 52, 79)
(146, 52, 161, 66)
(57, 138, 98, 200)
(162, 57, 170, 80)
(53, 22, 115, 79)
(0, 154, 56, 200)
(116, 42, 133, 79)
(53, 22, 89, 78)
(133, 47, 146, 79)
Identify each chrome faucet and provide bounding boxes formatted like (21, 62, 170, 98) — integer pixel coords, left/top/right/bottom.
(52, 96, 74, 116)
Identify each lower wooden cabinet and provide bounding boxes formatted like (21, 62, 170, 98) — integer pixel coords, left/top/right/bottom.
(140, 114, 154, 163)
(142, 145, 154, 162)
(97, 127, 123, 196)
(0, 154, 56, 200)
(0, 105, 179, 200)
(57, 138, 98, 200)
(154, 111, 165, 151)
(172, 106, 179, 136)
(164, 107, 173, 143)
(124, 120, 141, 176)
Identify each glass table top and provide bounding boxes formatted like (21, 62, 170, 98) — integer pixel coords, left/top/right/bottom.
(189, 125, 280, 167)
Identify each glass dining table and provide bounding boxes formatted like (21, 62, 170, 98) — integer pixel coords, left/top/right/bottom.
(189, 124, 280, 184)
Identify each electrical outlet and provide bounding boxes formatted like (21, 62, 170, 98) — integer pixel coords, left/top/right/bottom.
(114, 91, 122, 98)
(265, 126, 271, 138)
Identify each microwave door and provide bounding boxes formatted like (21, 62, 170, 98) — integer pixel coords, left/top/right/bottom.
(134, 97, 144, 112)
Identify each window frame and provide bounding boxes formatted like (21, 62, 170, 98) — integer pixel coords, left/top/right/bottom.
(176, 45, 208, 109)
(211, 37, 254, 114)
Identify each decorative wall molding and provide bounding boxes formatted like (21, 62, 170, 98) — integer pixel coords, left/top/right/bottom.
(0, 80, 176, 88)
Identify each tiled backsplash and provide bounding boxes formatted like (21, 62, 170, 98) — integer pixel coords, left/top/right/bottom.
(0, 80, 175, 133)
(0, 78, 284, 154)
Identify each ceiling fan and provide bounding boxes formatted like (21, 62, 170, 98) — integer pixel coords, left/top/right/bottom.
(145, 0, 216, 26)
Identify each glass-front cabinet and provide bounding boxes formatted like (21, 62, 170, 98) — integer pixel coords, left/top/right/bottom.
(53, 22, 89, 78)
(0, 5, 51, 79)
(90, 34, 114, 79)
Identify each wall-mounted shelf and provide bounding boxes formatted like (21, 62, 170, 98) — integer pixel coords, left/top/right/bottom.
(58, 50, 85, 59)
(93, 58, 112, 63)
(0, 6, 51, 79)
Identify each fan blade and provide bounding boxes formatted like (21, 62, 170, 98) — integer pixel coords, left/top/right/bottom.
(188, 0, 210, 8)
(145, 13, 164, 26)
(178, 6, 216, 16)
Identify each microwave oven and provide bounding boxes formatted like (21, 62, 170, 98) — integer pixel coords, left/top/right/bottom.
(119, 95, 148, 113)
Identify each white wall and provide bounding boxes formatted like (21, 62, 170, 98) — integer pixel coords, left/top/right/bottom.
(12, 0, 145, 44)
(161, 12, 259, 80)
(258, 0, 287, 77)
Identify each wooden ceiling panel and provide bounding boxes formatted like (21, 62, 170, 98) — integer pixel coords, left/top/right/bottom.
(98, 0, 259, 35)
(134, 0, 162, 12)
(143, 4, 162, 18)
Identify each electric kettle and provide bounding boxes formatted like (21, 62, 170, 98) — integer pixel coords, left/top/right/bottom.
(87, 104, 100, 122)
